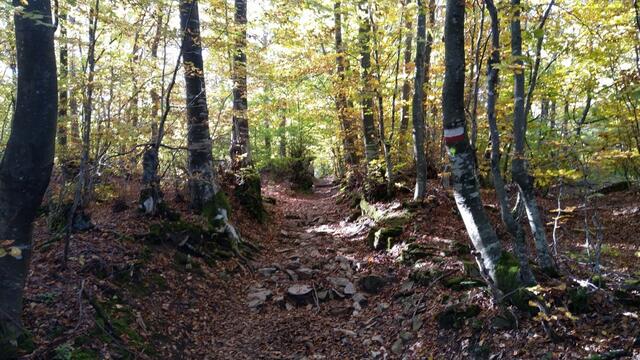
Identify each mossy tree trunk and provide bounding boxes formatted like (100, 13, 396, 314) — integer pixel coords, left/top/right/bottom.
(0, 0, 57, 354)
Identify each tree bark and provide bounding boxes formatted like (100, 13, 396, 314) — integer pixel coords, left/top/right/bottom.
(334, 1, 359, 167)
(57, 11, 68, 150)
(412, 0, 429, 200)
(443, 0, 509, 290)
(230, 0, 251, 168)
(485, 0, 535, 285)
(181, 0, 216, 210)
(358, 0, 379, 163)
(0, 0, 57, 354)
(399, 3, 412, 138)
(510, 0, 556, 274)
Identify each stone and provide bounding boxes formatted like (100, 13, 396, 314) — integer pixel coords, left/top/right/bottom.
(367, 226, 404, 250)
(287, 284, 314, 305)
(436, 304, 481, 330)
(247, 289, 272, 302)
(395, 280, 415, 298)
(285, 261, 301, 270)
(247, 299, 264, 309)
(376, 302, 390, 312)
(359, 275, 387, 294)
(258, 267, 277, 277)
(296, 267, 316, 279)
(399, 331, 413, 342)
(316, 290, 329, 301)
(391, 338, 404, 354)
(285, 269, 299, 281)
(412, 317, 424, 331)
(371, 335, 384, 344)
(353, 293, 368, 306)
(344, 282, 356, 296)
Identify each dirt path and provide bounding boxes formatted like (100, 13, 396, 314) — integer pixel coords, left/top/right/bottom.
(208, 179, 387, 359)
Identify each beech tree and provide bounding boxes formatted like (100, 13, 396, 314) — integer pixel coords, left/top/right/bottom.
(485, 0, 535, 285)
(443, 0, 516, 291)
(412, 0, 428, 200)
(510, 0, 556, 274)
(0, 0, 57, 354)
(358, 0, 379, 163)
(334, 1, 358, 167)
(230, 0, 251, 168)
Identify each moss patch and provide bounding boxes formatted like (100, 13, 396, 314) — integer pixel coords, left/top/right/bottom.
(234, 169, 266, 223)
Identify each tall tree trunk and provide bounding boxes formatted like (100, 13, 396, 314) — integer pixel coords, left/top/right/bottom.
(510, 0, 556, 274)
(334, 1, 359, 167)
(181, 0, 244, 250)
(0, 0, 57, 354)
(399, 2, 412, 139)
(412, 0, 429, 200)
(485, 0, 535, 285)
(443, 0, 513, 291)
(140, 11, 166, 215)
(181, 0, 216, 210)
(58, 11, 69, 151)
(358, 0, 379, 163)
(230, 0, 251, 168)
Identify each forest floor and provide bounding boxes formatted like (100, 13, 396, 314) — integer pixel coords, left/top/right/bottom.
(19, 176, 640, 359)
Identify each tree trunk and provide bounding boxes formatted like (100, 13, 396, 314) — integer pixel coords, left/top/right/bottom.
(358, 0, 379, 163)
(485, 0, 535, 285)
(0, 0, 57, 354)
(412, 0, 429, 200)
(230, 0, 251, 168)
(443, 0, 513, 291)
(334, 1, 359, 167)
(510, 0, 556, 274)
(57, 11, 69, 150)
(399, 4, 412, 139)
(279, 116, 287, 157)
(181, 0, 216, 210)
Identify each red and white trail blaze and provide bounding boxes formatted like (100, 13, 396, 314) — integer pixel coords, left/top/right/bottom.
(444, 127, 464, 145)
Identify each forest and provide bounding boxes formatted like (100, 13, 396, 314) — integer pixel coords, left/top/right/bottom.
(0, 0, 639, 358)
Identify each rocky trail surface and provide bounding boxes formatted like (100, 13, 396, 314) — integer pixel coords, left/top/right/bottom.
(210, 179, 401, 359)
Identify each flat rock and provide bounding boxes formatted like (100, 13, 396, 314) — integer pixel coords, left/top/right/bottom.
(286, 284, 314, 305)
(258, 267, 277, 277)
(296, 267, 316, 279)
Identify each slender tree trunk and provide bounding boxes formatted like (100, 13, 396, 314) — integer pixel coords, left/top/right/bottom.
(358, 0, 379, 163)
(510, 0, 556, 274)
(399, 2, 412, 139)
(524, 0, 555, 121)
(230, 0, 251, 168)
(412, 0, 428, 200)
(443, 0, 513, 291)
(334, 1, 359, 167)
(485, 0, 535, 285)
(58, 11, 69, 150)
(279, 115, 287, 158)
(369, 2, 395, 195)
(140, 11, 166, 215)
(0, 0, 57, 354)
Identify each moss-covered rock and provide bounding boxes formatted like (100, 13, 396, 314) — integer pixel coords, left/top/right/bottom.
(409, 268, 440, 286)
(436, 304, 481, 330)
(367, 226, 403, 250)
(494, 252, 534, 310)
(234, 169, 266, 223)
(401, 243, 440, 265)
